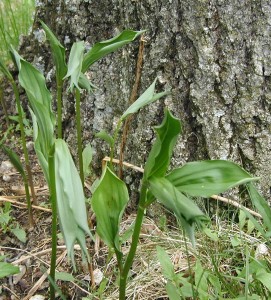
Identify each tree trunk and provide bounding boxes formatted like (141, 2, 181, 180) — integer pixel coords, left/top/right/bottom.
(21, 0, 271, 199)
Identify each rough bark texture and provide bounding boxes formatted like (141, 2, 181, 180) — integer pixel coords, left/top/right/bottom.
(20, 0, 271, 199)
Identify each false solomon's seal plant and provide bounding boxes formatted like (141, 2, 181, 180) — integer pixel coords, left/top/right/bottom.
(91, 85, 259, 299)
(9, 24, 146, 300)
(3, 20, 262, 300)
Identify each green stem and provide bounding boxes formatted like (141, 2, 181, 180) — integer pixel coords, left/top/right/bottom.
(12, 81, 37, 213)
(119, 182, 148, 300)
(75, 88, 84, 185)
(56, 80, 63, 139)
(48, 145, 57, 300)
(110, 120, 122, 169)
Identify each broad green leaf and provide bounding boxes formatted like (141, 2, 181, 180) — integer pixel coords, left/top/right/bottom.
(82, 143, 92, 178)
(167, 160, 258, 197)
(156, 246, 175, 281)
(11, 225, 27, 243)
(0, 211, 11, 225)
(95, 130, 114, 147)
(144, 109, 181, 179)
(64, 41, 85, 91)
(82, 30, 145, 73)
(149, 177, 208, 244)
(247, 182, 271, 231)
(12, 50, 55, 169)
(230, 235, 241, 247)
(166, 282, 182, 300)
(55, 271, 75, 282)
(255, 269, 271, 292)
(203, 227, 218, 242)
(54, 139, 93, 266)
(0, 262, 20, 278)
(121, 78, 170, 121)
(1, 145, 25, 178)
(91, 166, 129, 251)
(0, 57, 13, 81)
(40, 20, 67, 82)
(78, 72, 98, 93)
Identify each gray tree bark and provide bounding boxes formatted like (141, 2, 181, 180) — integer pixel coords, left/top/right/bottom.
(21, 0, 271, 199)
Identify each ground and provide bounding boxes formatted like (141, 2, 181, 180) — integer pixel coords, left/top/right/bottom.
(0, 120, 190, 300)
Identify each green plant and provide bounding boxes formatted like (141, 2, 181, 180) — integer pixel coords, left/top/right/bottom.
(92, 98, 259, 299)
(4, 20, 267, 300)
(11, 24, 145, 300)
(0, 56, 37, 226)
(0, 202, 26, 243)
(0, 255, 20, 279)
(0, 0, 35, 63)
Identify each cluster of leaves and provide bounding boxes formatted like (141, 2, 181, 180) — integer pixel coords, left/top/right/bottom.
(0, 20, 270, 300)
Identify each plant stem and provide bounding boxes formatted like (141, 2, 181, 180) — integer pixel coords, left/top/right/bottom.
(119, 182, 148, 300)
(48, 145, 57, 300)
(12, 81, 37, 215)
(75, 88, 84, 185)
(56, 81, 63, 139)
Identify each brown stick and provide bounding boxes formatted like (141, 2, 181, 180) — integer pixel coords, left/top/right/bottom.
(118, 35, 145, 179)
(0, 196, 52, 212)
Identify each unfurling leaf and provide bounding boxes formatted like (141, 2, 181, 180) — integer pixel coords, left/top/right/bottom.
(95, 130, 114, 148)
(144, 109, 181, 179)
(40, 20, 67, 82)
(82, 143, 92, 178)
(121, 78, 170, 122)
(64, 41, 85, 91)
(82, 30, 145, 73)
(91, 166, 129, 252)
(149, 177, 208, 244)
(54, 139, 93, 267)
(166, 160, 258, 197)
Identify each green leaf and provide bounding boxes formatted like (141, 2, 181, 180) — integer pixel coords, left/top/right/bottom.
(203, 227, 218, 242)
(194, 260, 208, 294)
(82, 143, 92, 178)
(0, 57, 13, 81)
(40, 20, 67, 82)
(54, 139, 93, 266)
(1, 145, 25, 178)
(55, 271, 75, 282)
(167, 160, 258, 197)
(12, 50, 55, 173)
(156, 246, 175, 281)
(230, 235, 241, 247)
(149, 177, 208, 244)
(64, 41, 85, 91)
(166, 282, 182, 300)
(121, 78, 170, 121)
(91, 166, 129, 251)
(239, 210, 246, 230)
(144, 109, 181, 179)
(0, 262, 20, 278)
(255, 269, 271, 292)
(78, 72, 98, 93)
(11, 225, 27, 243)
(95, 130, 114, 147)
(82, 30, 145, 73)
(247, 182, 271, 232)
